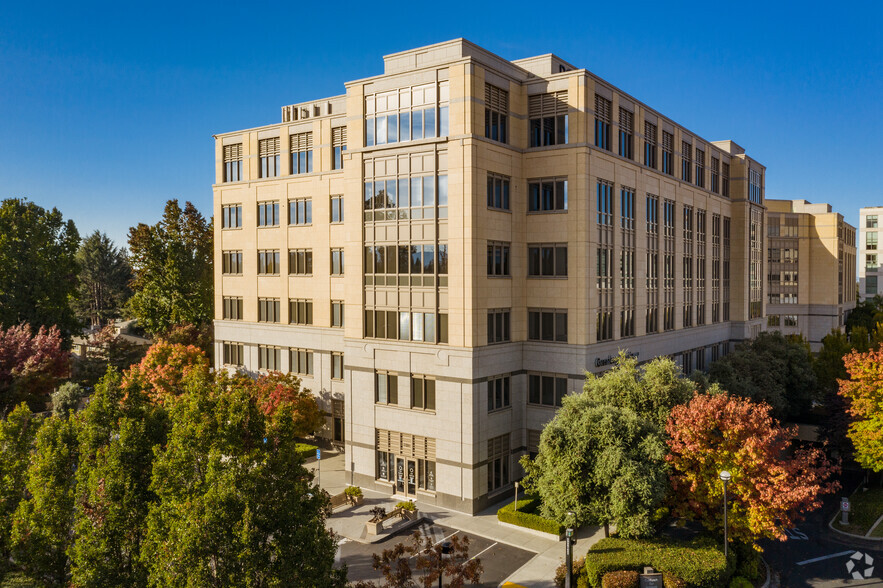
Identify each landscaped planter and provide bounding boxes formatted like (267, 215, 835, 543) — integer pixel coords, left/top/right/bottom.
(366, 520, 384, 535)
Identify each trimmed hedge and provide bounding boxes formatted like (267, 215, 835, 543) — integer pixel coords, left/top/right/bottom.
(583, 536, 733, 588)
(728, 577, 752, 588)
(497, 496, 565, 536)
(295, 442, 318, 461)
(601, 570, 639, 588)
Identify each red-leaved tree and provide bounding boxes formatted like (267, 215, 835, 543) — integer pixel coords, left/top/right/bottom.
(0, 323, 68, 413)
(121, 341, 209, 404)
(246, 372, 325, 438)
(839, 348, 883, 472)
(666, 393, 839, 545)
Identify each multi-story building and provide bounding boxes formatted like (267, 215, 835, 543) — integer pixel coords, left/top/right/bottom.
(859, 206, 883, 301)
(212, 39, 767, 513)
(765, 199, 855, 349)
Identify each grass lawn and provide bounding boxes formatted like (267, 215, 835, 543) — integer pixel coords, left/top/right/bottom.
(0, 571, 39, 588)
(832, 485, 883, 536)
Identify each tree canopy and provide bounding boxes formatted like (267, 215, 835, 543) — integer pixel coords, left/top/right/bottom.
(666, 392, 839, 546)
(839, 348, 883, 472)
(0, 323, 69, 414)
(0, 198, 80, 338)
(127, 200, 213, 336)
(73, 231, 133, 328)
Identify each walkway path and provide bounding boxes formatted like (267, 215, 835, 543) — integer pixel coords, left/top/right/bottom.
(314, 449, 606, 587)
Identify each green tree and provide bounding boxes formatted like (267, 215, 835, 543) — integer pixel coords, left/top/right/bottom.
(127, 200, 213, 336)
(69, 371, 164, 588)
(71, 325, 148, 388)
(141, 375, 345, 587)
(11, 414, 78, 587)
(708, 331, 816, 421)
(51, 382, 87, 417)
(0, 199, 80, 339)
(73, 231, 133, 328)
(521, 394, 668, 538)
(814, 329, 855, 457)
(845, 296, 883, 335)
(0, 404, 40, 576)
(839, 347, 883, 471)
(582, 354, 693, 430)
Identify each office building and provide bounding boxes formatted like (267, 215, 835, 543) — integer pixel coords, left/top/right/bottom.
(212, 39, 767, 513)
(859, 206, 883, 301)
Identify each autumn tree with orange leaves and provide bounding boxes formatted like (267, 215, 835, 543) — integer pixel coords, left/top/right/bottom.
(121, 341, 208, 404)
(839, 348, 883, 472)
(666, 393, 839, 546)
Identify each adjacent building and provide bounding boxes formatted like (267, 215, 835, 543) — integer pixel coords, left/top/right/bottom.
(212, 39, 769, 513)
(765, 199, 856, 350)
(859, 206, 883, 301)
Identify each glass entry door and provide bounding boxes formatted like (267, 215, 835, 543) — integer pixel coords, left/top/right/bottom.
(407, 460, 417, 495)
(396, 458, 405, 493)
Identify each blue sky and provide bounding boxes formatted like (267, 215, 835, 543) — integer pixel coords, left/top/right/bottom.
(2, 1, 881, 249)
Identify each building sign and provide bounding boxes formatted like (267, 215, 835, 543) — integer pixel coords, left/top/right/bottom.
(595, 351, 639, 368)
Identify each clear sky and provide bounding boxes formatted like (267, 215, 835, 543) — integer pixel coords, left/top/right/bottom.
(2, 0, 881, 250)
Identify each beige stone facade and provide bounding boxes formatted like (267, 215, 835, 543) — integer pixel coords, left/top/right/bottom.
(765, 199, 856, 350)
(859, 206, 883, 301)
(212, 39, 770, 513)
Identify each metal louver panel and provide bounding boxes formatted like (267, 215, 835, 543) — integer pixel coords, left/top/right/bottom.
(258, 137, 279, 156)
(529, 91, 568, 117)
(331, 126, 347, 147)
(619, 108, 633, 132)
(644, 122, 656, 144)
(485, 84, 509, 112)
(223, 143, 242, 161)
(662, 131, 674, 150)
(290, 132, 313, 151)
(594, 95, 611, 122)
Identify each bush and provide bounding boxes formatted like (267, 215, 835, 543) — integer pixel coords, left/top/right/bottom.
(662, 572, 686, 588)
(295, 442, 318, 461)
(51, 382, 87, 416)
(396, 500, 416, 511)
(344, 486, 363, 499)
(728, 577, 753, 588)
(733, 542, 761, 581)
(602, 570, 639, 588)
(0, 572, 39, 588)
(497, 496, 565, 536)
(583, 536, 732, 588)
(555, 557, 586, 588)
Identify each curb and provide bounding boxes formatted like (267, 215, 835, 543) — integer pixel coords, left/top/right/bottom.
(828, 512, 883, 543)
(760, 556, 771, 588)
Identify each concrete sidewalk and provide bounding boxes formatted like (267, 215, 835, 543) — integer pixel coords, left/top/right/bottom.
(315, 449, 605, 587)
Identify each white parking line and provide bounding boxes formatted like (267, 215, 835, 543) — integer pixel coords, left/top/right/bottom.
(469, 542, 497, 561)
(796, 551, 855, 566)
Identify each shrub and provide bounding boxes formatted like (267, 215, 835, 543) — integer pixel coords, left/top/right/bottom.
(662, 572, 686, 588)
(733, 542, 761, 581)
(0, 571, 40, 588)
(295, 442, 318, 461)
(583, 536, 732, 588)
(601, 570, 639, 588)
(344, 486, 363, 499)
(497, 496, 565, 536)
(555, 557, 586, 588)
(51, 382, 87, 416)
(728, 577, 753, 588)
(396, 500, 416, 511)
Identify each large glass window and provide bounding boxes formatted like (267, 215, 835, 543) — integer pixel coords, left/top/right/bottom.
(290, 132, 313, 174)
(410, 376, 436, 411)
(222, 204, 242, 228)
(223, 143, 242, 182)
(487, 309, 511, 344)
(528, 244, 567, 277)
(332, 126, 347, 170)
(594, 95, 611, 150)
(528, 178, 567, 212)
(487, 242, 510, 277)
(257, 250, 280, 275)
(485, 84, 509, 143)
(528, 374, 567, 407)
(257, 298, 280, 323)
(257, 201, 280, 227)
(618, 108, 633, 159)
(487, 174, 510, 210)
(375, 372, 398, 404)
(289, 198, 312, 225)
(644, 121, 657, 169)
(487, 435, 510, 492)
(530, 91, 568, 147)
(365, 82, 448, 147)
(259, 138, 280, 178)
(487, 375, 510, 412)
(528, 309, 567, 342)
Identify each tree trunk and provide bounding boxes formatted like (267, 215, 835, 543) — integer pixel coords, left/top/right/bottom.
(604, 523, 609, 538)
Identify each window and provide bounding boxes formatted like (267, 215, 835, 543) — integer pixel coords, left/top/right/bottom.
(290, 132, 313, 174)
(331, 353, 344, 380)
(222, 204, 242, 228)
(487, 434, 510, 492)
(618, 108, 633, 159)
(644, 121, 657, 169)
(487, 375, 510, 412)
(486, 242, 510, 277)
(681, 141, 692, 182)
(722, 162, 730, 197)
(485, 84, 509, 143)
(528, 178, 567, 212)
(528, 244, 567, 277)
(784, 315, 798, 327)
(288, 249, 313, 275)
(767, 315, 780, 327)
(331, 248, 344, 275)
(290, 348, 314, 375)
(529, 91, 568, 147)
(362, 173, 446, 221)
(528, 309, 567, 342)
(257, 250, 280, 275)
(259, 138, 280, 178)
(866, 276, 878, 294)
(411, 376, 436, 411)
(749, 168, 763, 204)
(257, 298, 280, 323)
(868, 233, 878, 250)
(594, 94, 611, 150)
(289, 299, 313, 325)
(597, 180, 613, 226)
(289, 198, 312, 225)
(364, 310, 446, 344)
(711, 157, 720, 193)
(332, 126, 347, 170)
(867, 254, 878, 270)
(258, 346, 281, 371)
(487, 309, 510, 344)
(222, 297, 243, 320)
(222, 251, 242, 274)
(661, 131, 674, 175)
(364, 82, 447, 147)
(375, 372, 398, 404)
(222, 342, 244, 366)
(868, 215, 879, 229)
(695, 148, 705, 188)
(257, 201, 280, 226)
(331, 300, 344, 328)
(621, 187, 635, 230)
(487, 174, 511, 210)
(223, 143, 243, 182)
(330, 195, 344, 223)
(528, 373, 567, 407)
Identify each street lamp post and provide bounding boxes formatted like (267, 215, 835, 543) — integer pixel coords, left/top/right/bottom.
(565, 510, 576, 588)
(514, 481, 519, 512)
(719, 471, 731, 560)
(438, 541, 452, 588)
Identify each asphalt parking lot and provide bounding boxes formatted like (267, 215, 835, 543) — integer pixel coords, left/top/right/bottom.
(338, 519, 536, 587)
